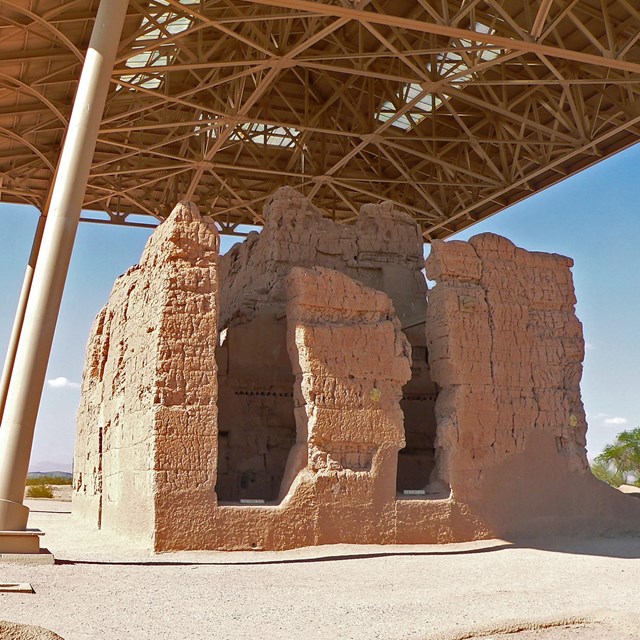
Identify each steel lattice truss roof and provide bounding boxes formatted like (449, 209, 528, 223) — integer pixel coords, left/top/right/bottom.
(0, 0, 639, 238)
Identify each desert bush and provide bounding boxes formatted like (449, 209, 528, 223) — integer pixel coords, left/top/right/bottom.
(26, 475, 71, 486)
(26, 484, 54, 499)
(591, 458, 625, 487)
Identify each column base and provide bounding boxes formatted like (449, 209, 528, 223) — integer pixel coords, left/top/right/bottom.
(0, 498, 29, 530)
(0, 500, 52, 562)
(0, 529, 53, 561)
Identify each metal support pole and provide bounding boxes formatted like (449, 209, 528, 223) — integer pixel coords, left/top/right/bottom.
(0, 0, 129, 533)
(0, 214, 46, 424)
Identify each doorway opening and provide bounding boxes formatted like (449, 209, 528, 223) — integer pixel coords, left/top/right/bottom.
(396, 340, 447, 498)
(215, 314, 297, 503)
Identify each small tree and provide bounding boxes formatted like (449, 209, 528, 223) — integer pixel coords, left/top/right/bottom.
(591, 427, 640, 487)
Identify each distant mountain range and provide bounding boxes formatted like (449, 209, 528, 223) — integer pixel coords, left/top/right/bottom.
(29, 460, 72, 474)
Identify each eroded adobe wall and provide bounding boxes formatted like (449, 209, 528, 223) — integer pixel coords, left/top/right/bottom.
(73, 202, 219, 547)
(218, 188, 425, 327)
(73, 305, 110, 527)
(215, 187, 437, 502)
(425, 233, 640, 537)
(203, 266, 413, 550)
(287, 266, 411, 543)
(74, 262, 158, 540)
(75, 195, 640, 550)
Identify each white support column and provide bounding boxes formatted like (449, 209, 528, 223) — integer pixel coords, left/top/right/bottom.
(0, 0, 129, 538)
(0, 214, 46, 424)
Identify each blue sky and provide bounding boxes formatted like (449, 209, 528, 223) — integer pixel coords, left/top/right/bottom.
(1, 143, 639, 471)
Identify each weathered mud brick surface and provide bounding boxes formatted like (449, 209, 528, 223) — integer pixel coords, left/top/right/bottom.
(74, 190, 640, 551)
(218, 187, 424, 327)
(203, 266, 414, 550)
(73, 202, 219, 548)
(215, 187, 437, 504)
(425, 233, 640, 537)
(285, 266, 410, 544)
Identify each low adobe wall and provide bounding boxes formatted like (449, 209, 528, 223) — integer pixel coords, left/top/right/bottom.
(73, 191, 640, 550)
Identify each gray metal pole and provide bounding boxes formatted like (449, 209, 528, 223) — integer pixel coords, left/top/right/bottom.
(0, 0, 129, 532)
(0, 214, 46, 424)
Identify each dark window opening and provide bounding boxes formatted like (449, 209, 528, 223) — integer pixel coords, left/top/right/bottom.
(396, 341, 449, 498)
(215, 314, 297, 503)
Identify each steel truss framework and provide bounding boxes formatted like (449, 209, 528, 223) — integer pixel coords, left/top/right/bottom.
(0, 0, 639, 239)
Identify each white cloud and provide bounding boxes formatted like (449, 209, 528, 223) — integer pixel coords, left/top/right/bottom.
(585, 342, 595, 351)
(603, 416, 627, 426)
(46, 377, 80, 390)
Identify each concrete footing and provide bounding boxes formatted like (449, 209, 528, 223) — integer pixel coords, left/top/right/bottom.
(0, 529, 53, 563)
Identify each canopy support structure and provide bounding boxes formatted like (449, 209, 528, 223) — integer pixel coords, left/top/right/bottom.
(0, 0, 129, 549)
(0, 214, 46, 425)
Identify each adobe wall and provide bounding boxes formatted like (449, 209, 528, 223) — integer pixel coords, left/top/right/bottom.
(424, 234, 640, 537)
(170, 264, 480, 550)
(218, 187, 425, 327)
(73, 202, 219, 546)
(203, 266, 415, 549)
(215, 187, 437, 502)
(287, 266, 410, 543)
(73, 189, 640, 551)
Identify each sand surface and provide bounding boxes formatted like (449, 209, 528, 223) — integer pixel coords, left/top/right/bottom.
(0, 500, 639, 640)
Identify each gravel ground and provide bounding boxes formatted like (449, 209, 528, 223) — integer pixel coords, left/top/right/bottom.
(0, 500, 639, 640)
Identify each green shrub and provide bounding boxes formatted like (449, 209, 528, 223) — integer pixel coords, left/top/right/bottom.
(592, 427, 640, 487)
(26, 484, 54, 499)
(591, 458, 625, 487)
(26, 475, 72, 486)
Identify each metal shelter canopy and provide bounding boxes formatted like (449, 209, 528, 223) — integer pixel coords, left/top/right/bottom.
(1, 0, 639, 239)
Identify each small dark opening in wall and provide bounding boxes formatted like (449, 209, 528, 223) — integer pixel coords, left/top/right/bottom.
(396, 339, 449, 499)
(215, 315, 297, 503)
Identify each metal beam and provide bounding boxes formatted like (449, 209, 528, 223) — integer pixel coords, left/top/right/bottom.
(0, 0, 638, 237)
(243, 0, 640, 74)
(532, 0, 554, 39)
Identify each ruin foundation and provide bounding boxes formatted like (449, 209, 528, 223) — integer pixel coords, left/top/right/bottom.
(73, 188, 640, 550)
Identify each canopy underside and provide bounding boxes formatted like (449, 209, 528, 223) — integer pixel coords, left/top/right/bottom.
(1, 0, 639, 238)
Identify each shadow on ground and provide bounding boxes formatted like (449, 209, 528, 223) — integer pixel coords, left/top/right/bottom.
(53, 534, 640, 567)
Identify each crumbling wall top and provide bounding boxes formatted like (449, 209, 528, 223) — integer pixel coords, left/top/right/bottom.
(218, 187, 423, 328)
(141, 200, 219, 268)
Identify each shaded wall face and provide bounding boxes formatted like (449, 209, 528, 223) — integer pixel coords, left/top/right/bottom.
(398, 337, 439, 493)
(215, 188, 438, 502)
(73, 265, 160, 541)
(424, 233, 598, 535)
(215, 315, 296, 502)
(73, 306, 108, 528)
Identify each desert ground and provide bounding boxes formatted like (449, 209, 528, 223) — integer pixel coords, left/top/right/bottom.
(0, 498, 639, 640)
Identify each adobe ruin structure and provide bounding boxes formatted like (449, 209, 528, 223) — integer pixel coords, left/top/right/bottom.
(73, 188, 640, 551)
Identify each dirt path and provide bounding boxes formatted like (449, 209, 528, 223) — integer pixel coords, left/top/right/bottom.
(0, 500, 639, 640)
